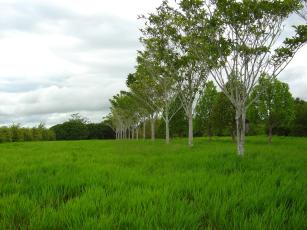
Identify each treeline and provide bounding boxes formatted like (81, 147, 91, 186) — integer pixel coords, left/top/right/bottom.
(0, 114, 115, 143)
(50, 114, 114, 140)
(0, 123, 55, 143)
(106, 0, 307, 155)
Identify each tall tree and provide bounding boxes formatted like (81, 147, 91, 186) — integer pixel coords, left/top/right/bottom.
(206, 0, 306, 155)
(251, 75, 294, 143)
(139, 3, 185, 143)
(168, 0, 212, 146)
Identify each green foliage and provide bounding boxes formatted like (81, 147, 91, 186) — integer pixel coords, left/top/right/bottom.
(250, 76, 295, 137)
(10, 124, 24, 142)
(169, 98, 188, 138)
(51, 114, 89, 140)
(0, 137, 306, 229)
(0, 127, 12, 143)
(290, 98, 307, 136)
(87, 123, 115, 140)
(51, 114, 115, 141)
(0, 123, 55, 143)
(212, 92, 236, 137)
(195, 81, 218, 137)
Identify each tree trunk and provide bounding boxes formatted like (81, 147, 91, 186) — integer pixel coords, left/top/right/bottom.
(208, 125, 212, 141)
(268, 125, 273, 144)
(143, 121, 146, 140)
(231, 130, 236, 143)
(132, 128, 134, 140)
(165, 112, 170, 144)
(136, 128, 139, 140)
(150, 118, 155, 141)
(235, 108, 246, 156)
(188, 111, 193, 147)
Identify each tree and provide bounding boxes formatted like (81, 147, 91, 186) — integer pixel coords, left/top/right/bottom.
(128, 64, 163, 141)
(10, 124, 24, 142)
(0, 127, 12, 143)
(206, 0, 306, 155)
(251, 75, 295, 143)
(109, 91, 144, 140)
(51, 114, 89, 140)
(166, 0, 211, 146)
(195, 81, 218, 139)
(139, 5, 182, 143)
(291, 98, 307, 136)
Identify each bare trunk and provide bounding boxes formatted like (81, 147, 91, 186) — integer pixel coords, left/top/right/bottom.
(268, 125, 273, 144)
(188, 111, 193, 147)
(136, 128, 139, 140)
(165, 112, 170, 144)
(150, 118, 155, 141)
(231, 129, 236, 143)
(208, 125, 212, 141)
(132, 128, 134, 140)
(235, 108, 246, 156)
(143, 121, 146, 140)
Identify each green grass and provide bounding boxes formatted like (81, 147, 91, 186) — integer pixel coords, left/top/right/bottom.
(0, 136, 306, 230)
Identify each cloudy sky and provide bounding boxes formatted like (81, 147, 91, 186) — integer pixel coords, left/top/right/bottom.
(0, 0, 306, 127)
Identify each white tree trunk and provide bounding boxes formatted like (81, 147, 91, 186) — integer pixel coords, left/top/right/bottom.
(136, 128, 139, 140)
(235, 108, 246, 156)
(165, 111, 170, 144)
(132, 128, 134, 140)
(143, 121, 146, 140)
(150, 118, 155, 141)
(188, 112, 193, 147)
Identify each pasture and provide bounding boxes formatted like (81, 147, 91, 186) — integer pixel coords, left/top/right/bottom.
(0, 137, 306, 229)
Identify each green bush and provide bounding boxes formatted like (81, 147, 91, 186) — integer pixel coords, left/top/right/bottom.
(0, 127, 12, 143)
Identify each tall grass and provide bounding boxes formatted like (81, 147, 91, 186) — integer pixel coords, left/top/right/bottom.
(0, 136, 306, 229)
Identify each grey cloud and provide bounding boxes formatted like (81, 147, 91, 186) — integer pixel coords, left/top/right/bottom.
(65, 15, 140, 50)
(3, 76, 124, 116)
(0, 75, 71, 93)
(0, 110, 107, 127)
(0, 1, 74, 32)
(0, 1, 140, 51)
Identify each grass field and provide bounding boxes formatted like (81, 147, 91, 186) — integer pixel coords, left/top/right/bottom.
(0, 137, 306, 229)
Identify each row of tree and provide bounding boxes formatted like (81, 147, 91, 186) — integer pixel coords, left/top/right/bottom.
(194, 79, 307, 143)
(107, 0, 307, 155)
(0, 123, 55, 143)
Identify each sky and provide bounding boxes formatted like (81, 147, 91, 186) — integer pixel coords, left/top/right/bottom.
(0, 0, 306, 127)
